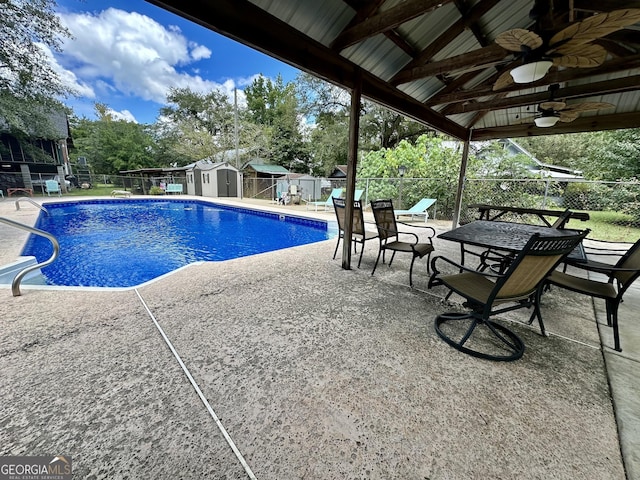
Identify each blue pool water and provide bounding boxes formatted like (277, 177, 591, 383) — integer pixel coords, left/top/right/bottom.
(23, 199, 332, 287)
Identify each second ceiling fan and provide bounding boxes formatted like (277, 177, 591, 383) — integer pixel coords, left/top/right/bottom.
(517, 85, 614, 127)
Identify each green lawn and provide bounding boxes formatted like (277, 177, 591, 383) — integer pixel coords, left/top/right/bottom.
(65, 184, 120, 197)
(578, 210, 640, 243)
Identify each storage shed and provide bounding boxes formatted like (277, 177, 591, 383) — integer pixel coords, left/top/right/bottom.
(186, 161, 242, 198)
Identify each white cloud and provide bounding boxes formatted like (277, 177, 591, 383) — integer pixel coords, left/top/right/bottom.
(106, 108, 137, 122)
(56, 8, 224, 104)
(190, 43, 212, 61)
(236, 74, 262, 87)
(37, 42, 95, 98)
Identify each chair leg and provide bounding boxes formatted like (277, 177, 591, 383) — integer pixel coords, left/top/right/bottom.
(408, 255, 417, 287)
(357, 242, 365, 268)
(333, 235, 341, 260)
(527, 288, 546, 336)
(608, 300, 622, 352)
(434, 312, 524, 361)
(371, 249, 383, 276)
(605, 300, 613, 327)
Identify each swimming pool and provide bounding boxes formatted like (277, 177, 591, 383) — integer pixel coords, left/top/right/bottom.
(22, 199, 333, 288)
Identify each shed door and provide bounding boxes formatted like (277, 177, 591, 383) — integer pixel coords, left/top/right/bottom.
(217, 169, 237, 197)
(194, 168, 203, 196)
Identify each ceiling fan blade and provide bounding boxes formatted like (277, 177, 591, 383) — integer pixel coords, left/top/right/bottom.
(558, 112, 579, 122)
(549, 9, 640, 48)
(492, 69, 515, 91)
(563, 102, 615, 113)
(552, 43, 608, 68)
(540, 101, 566, 111)
(495, 29, 543, 52)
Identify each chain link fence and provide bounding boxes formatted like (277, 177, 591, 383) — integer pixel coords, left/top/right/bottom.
(2, 170, 638, 239)
(0, 172, 186, 195)
(460, 178, 640, 228)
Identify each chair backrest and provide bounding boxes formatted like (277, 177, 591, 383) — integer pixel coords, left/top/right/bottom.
(354, 189, 364, 201)
(492, 230, 589, 303)
(408, 198, 436, 213)
(550, 209, 572, 229)
(45, 180, 60, 192)
(325, 188, 343, 204)
(370, 199, 399, 241)
(352, 200, 366, 235)
(612, 238, 640, 292)
(333, 197, 347, 233)
(333, 197, 366, 236)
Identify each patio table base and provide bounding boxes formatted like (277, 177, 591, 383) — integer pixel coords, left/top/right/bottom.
(434, 312, 524, 362)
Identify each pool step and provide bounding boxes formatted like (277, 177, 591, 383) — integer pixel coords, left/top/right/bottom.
(0, 257, 47, 286)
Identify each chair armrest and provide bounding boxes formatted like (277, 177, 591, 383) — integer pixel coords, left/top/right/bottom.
(567, 261, 638, 275)
(397, 221, 436, 238)
(431, 255, 503, 279)
(582, 238, 630, 255)
(376, 225, 420, 245)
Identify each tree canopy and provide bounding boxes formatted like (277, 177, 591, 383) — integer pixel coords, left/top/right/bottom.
(70, 104, 155, 175)
(0, 0, 74, 137)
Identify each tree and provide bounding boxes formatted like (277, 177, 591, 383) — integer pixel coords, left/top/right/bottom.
(69, 104, 155, 175)
(0, 0, 74, 136)
(358, 134, 476, 215)
(518, 129, 640, 181)
(359, 102, 433, 150)
(159, 87, 237, 162)
(584, 129, 640, 180)
(295, 72, 435, 175)
(245, 74, 307, 171)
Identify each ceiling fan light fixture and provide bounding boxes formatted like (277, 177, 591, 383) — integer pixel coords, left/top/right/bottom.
(534, 115, 560, 128)
(510, 60, 553, 83)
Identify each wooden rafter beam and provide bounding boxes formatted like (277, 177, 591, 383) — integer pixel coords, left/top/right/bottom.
(573, 0, 640, 11)
(444, 75, 640, 114)
(342, 0, 418, 58)
(391, 44, 509, 85)
(392, 0, 502, 81)
(427, 53, 640, 106)
(452, 0, 493, 47)
(343, 0, 385, 23)
(330, 0, 452, 51)
(383, 29, 418, 57)
(470, 112, 640, 140)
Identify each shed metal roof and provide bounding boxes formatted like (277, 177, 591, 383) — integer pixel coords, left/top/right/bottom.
(246, 163, 291, 174)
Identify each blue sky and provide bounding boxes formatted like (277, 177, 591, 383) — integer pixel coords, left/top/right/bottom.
(52, 0, 301, 124)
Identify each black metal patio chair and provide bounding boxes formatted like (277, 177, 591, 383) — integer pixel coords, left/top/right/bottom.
(370, 199, 435, 287)
(332, 197, 378, 268)
(547, 237, 640, 352)
(428, 230, 588, 361)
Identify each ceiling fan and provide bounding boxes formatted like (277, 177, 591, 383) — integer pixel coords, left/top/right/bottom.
(492, 7, 640, 91)
(516, 84, 614, 127)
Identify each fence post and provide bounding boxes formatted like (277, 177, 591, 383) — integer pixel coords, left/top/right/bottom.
(542, 178, 550, 209)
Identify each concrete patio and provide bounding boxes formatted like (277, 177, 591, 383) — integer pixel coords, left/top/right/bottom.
(0, 196, 638, 479)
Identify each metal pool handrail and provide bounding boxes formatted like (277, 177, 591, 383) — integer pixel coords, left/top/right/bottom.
(0, 217, 59, 296)
(15, 197, 49, 215)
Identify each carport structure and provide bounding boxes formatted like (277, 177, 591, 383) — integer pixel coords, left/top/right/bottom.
(147, 0, 640, 265)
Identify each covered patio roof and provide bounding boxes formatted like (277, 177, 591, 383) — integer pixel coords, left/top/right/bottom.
(146, 0, 640, 141)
